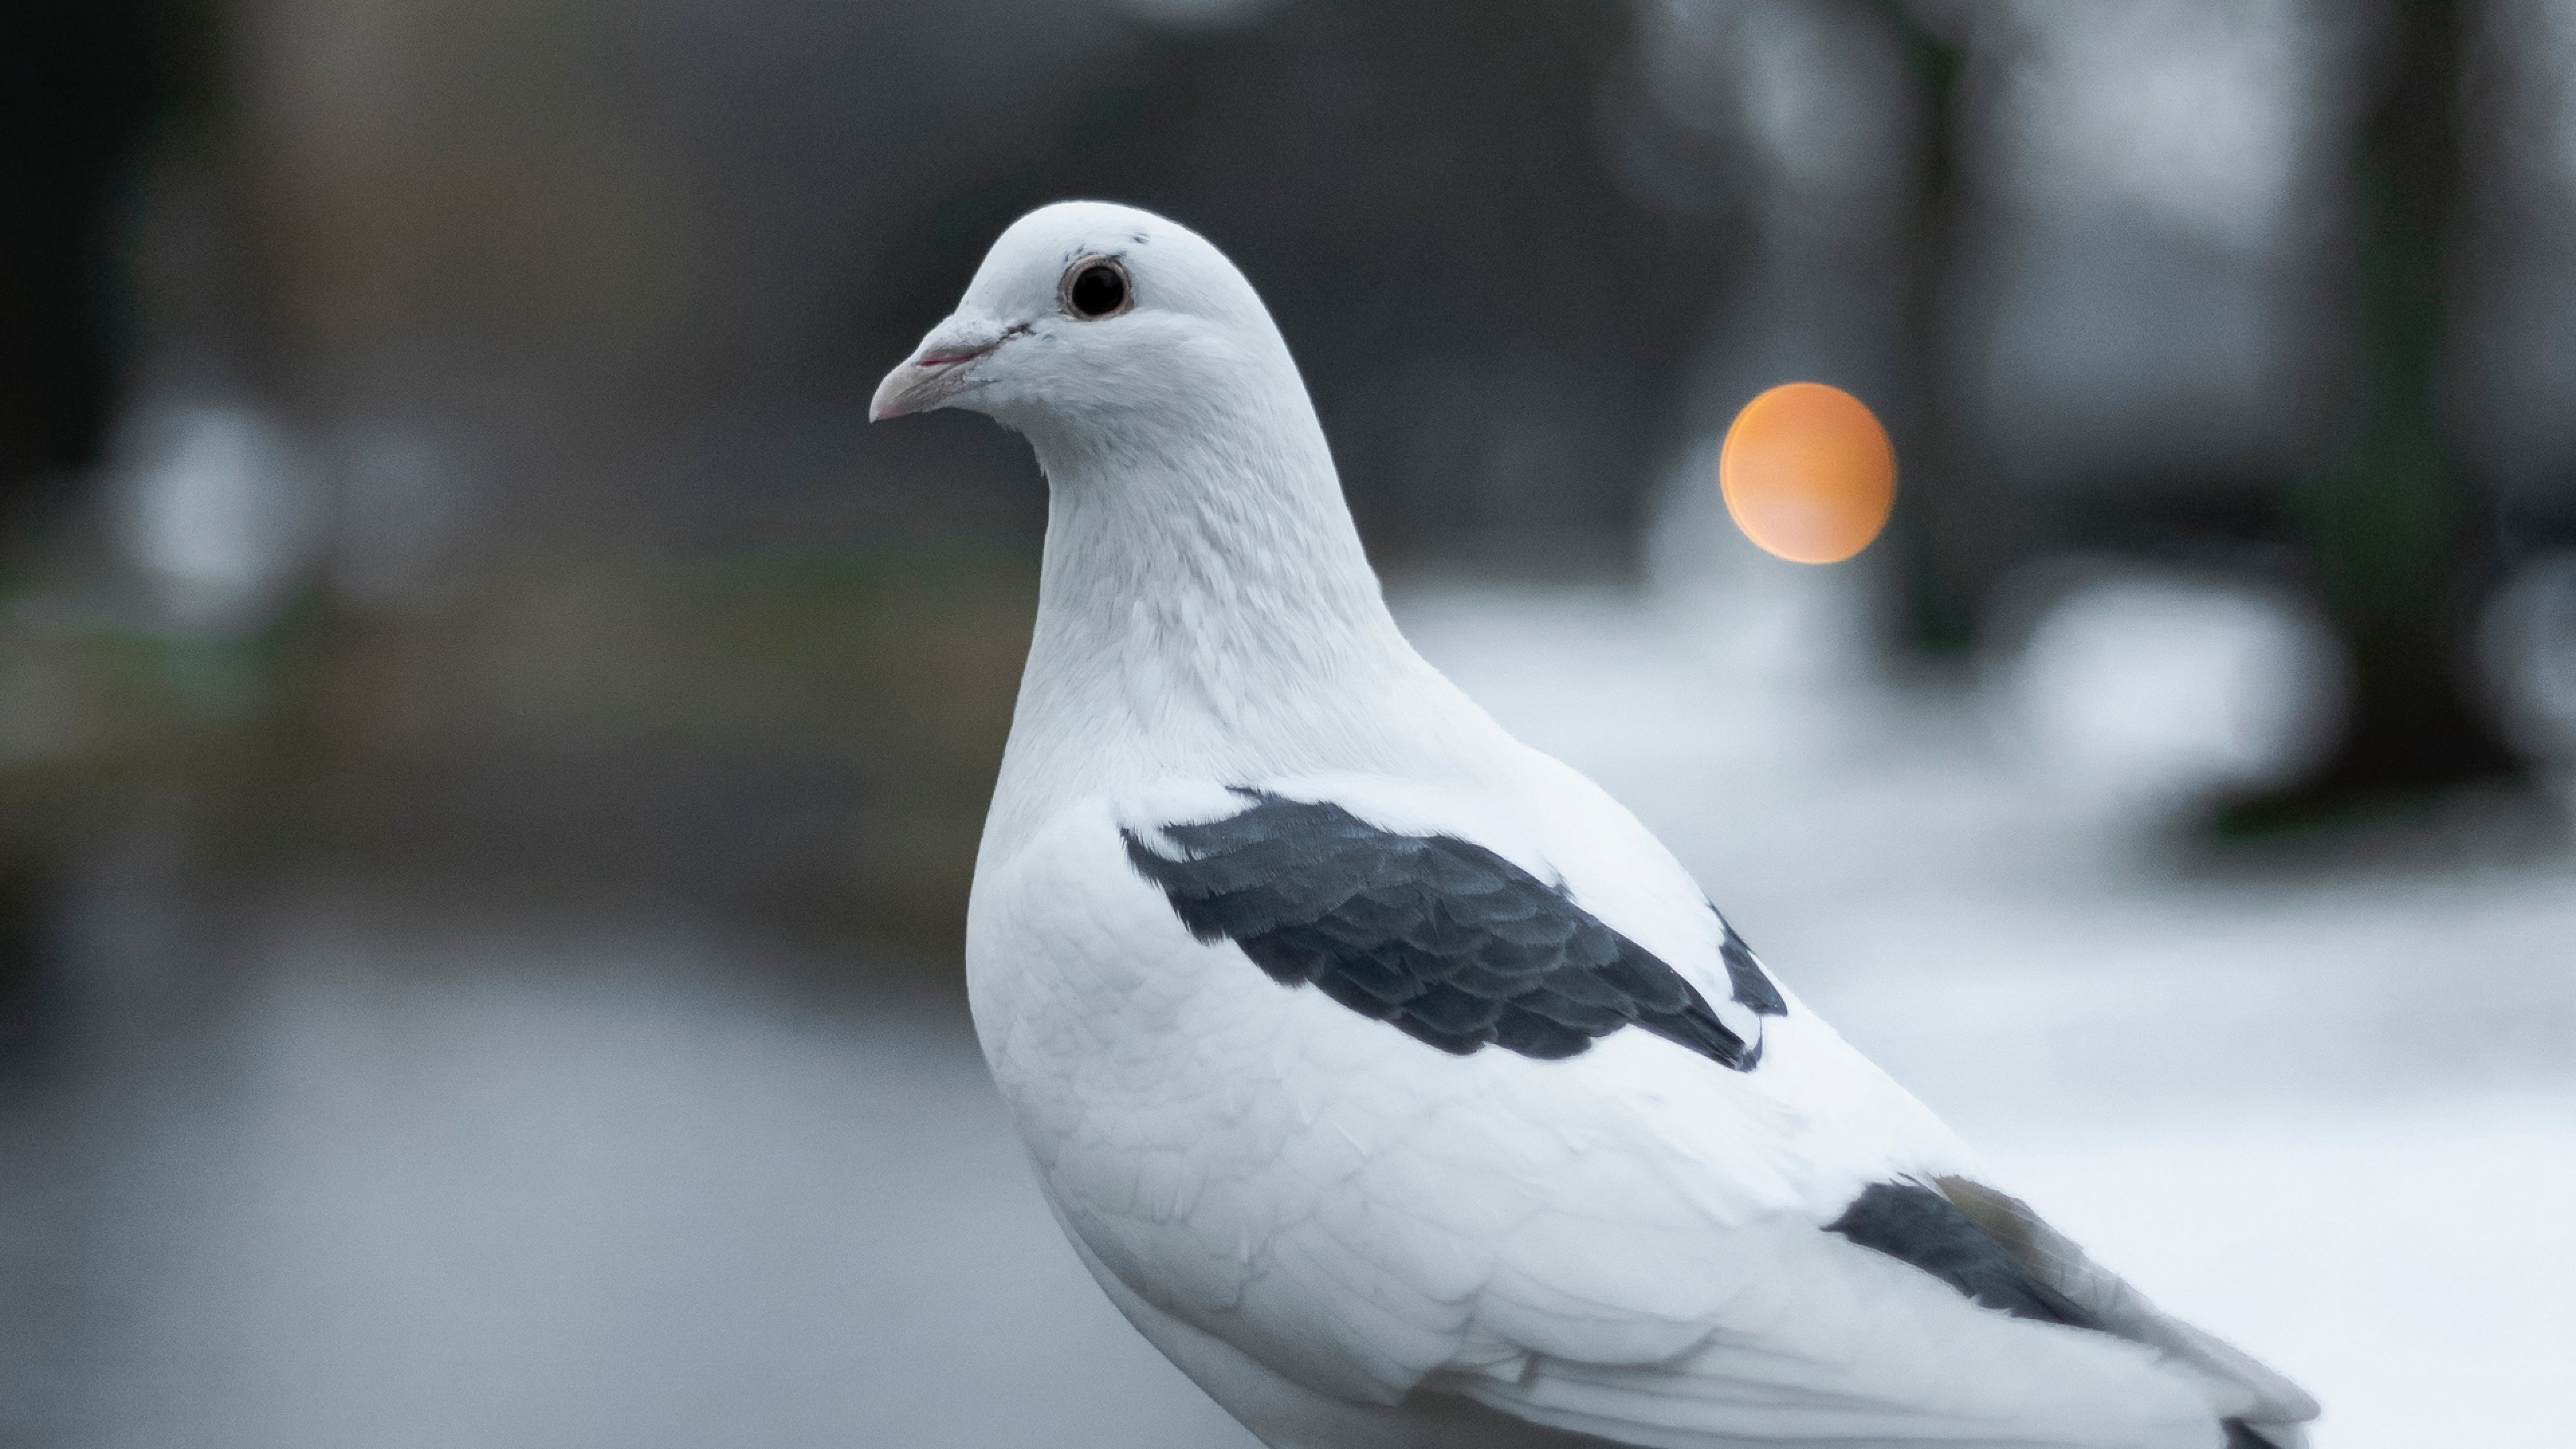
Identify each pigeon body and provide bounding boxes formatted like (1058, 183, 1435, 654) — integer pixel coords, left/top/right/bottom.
(871, 201, 2317, 1449)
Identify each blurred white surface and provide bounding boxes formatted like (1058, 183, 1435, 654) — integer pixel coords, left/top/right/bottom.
(1996, 569, 2344, 797)
(1404, 567, 2576, 1449)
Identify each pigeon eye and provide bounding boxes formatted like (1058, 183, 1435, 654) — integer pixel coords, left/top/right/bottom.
(1062, 258, 1132, 320)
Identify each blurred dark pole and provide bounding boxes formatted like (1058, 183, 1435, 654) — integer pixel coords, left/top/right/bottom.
(0, 0, 196, 1056)
(2235, 0, 2524, 830)
(0, 1, 172, 516)
(1874, 1, 2018, 657)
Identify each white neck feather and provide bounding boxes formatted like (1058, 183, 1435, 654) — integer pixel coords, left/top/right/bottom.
(978, 353, 1490, 862)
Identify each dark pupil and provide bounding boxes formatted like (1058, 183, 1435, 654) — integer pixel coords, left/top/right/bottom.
(1069, 263, 1126, 317)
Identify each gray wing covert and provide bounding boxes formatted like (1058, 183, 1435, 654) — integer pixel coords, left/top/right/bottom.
(1121, 788, 1778, 1069)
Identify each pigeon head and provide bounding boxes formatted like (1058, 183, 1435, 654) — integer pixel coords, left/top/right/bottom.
(867, 199, 1392, 749)
(869, 201, 1299, 443)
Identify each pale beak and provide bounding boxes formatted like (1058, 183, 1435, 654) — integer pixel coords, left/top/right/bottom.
(869, 316, 1013, 421)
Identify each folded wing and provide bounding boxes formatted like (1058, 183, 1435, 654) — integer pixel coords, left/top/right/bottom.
(1031, 782, 2317, 1449)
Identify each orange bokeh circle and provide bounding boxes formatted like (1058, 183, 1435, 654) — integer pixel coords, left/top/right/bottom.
(1717, 382, 1896, 564)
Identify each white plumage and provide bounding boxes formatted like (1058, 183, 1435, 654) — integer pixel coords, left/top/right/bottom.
(869, 201, 2317, 1449)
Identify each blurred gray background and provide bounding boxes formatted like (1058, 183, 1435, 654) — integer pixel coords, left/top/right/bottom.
(0, 1, 2571, 1446)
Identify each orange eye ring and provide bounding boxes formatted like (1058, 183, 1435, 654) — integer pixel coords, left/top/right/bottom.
(1718, 382, 1896, 565)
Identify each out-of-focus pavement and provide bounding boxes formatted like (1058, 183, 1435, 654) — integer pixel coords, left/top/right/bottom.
(4, 564, 2569, 1448)
(0, 880, 1250, 1449)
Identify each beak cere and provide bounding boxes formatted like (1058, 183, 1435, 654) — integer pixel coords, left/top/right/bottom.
(869, 319, 1008, 422)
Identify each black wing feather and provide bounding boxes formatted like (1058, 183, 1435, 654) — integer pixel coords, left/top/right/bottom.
(1823, 1182, 2095, 1326)
(1826, 1177, 2320, 1444)
(1121, 790, 1777, 1070)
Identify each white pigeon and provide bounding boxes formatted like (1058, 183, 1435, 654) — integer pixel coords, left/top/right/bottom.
(869, 200, 2318, 1449)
